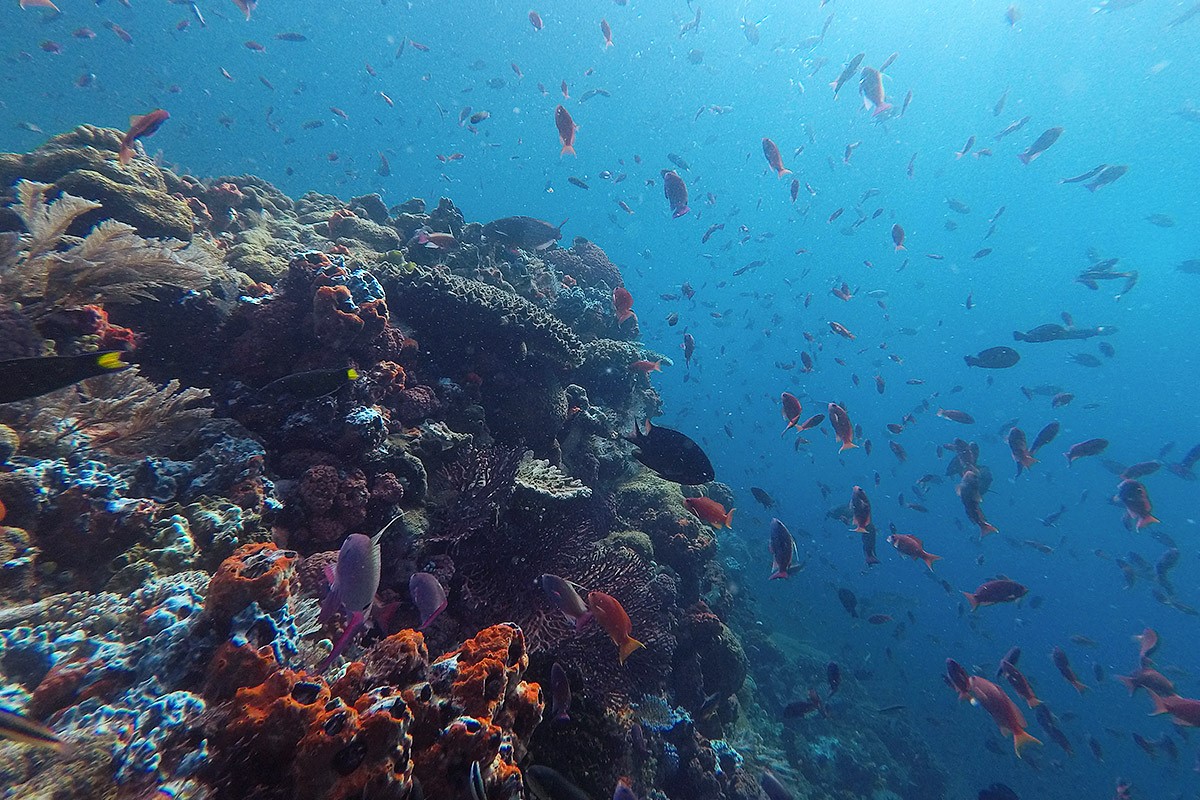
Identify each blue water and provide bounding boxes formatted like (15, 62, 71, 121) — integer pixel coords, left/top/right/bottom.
(4, 1, 1200, 798)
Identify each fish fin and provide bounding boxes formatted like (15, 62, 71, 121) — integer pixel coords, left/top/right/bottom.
(1072, 679, 1089, 694)
(1117, 675, 1137, 695)
(961, 591, 979, 611)
(372, 513, 405, 545)
(980, 522, 999, 536)
(872, 103, 893, 117)
(769, 570, 788, 580)
(1148, 690, 1170, 715)
(618, 636, 645, 664)
(316, 610, 365, 671)
(561, 144, 576, 156)
(572, 611, 593, 632)
(1013, 730, 1041, 757)
(922, 553, 942, 571)
(724, 508, 735, 528)
(1028, 696, 1042, 708)
(1137, 515, 1160, 529)
(839, 441, 858, 452)
(118, 145, 134, 166)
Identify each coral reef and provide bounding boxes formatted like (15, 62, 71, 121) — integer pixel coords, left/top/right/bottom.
(0, 128, 948, 800)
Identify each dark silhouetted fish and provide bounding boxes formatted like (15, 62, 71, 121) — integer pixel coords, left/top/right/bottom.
(0, 351, 129, 404)
(965, 346, 1020, 368)
(626, 420, 714, 484)
(482, 215, 565, 250)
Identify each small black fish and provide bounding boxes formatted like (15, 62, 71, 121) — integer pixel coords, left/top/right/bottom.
(750, 487, 775, 508)
(567, 176, 589, 190)
(626, 420, 714, 484)
(258, 367, 359, 400)
(0, 351, 129, 404)
(978, 783, 1019, 800)
(964, 346, 1020, 369)
(826, 661, 841, 695)
(837, 587, 858, 618)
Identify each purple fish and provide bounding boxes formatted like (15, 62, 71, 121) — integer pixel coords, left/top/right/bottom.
(316, 515, 401, 671)
(550, 662, 571, 722)
(539, 573, 592, 630)
(409, 572, 447, 630)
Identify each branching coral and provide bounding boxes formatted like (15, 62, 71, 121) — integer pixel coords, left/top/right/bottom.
(0, 181, 215, 320)
(4, 369, 211, 462)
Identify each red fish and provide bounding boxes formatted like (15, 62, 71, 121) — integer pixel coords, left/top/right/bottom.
(957, 468, 998, 536)
(887, 533, 941, 570)
(601, 18, 613, 47)
(1000, 662, 1042, 708)
(118, 109, 170, 166)
(1116, 478, 1159, 528)
(232, 0, 256, 20)
(1052, 646, 1088, 693)
(629, 359, 661, 373)
(587, 590, 644, 664)
(529, 10, 544, 30)
(798, 413, 824, 432)
(684, 496, 734, 529)
(20, 0, 59, 9)
(1064, 437, 1108, 465)
(555, 105, 577, 156)
(662, 170, 690, 217)
(859, 66, 891, 116)
(613, 287, 635, 324)
(104, 21, 133, 44)
(1136, 628, 1159, 661)
(1117, 666, 1176, 696)
(681, 333, 695, 369)
(850, 486, 872, 532)
(962, 579, 1027, 610)
(1007, 427, 1037, 475)
(967, 676, 1041, 756)
(829, 321, 856, 340)
(937, 408, 975, 424)
(828, 402, 856, 451)
(761, 137, 790, 177)
(1148, 691, 1200, 726)
(780, 392, 802, 435)
(891, 223, 905, 251)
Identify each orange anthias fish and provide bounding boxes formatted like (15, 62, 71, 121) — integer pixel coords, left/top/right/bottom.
(780, 392, 802, 435)
(555, 104, 577, 156)
(684, 496, 734, 529)
(613, 287, 635, 323)
(587, 590, 644, 664)
(828, 402, 856, 451)
(761, 137, 790, 177)
(887, 533, 941, 570)
(967, 675, 1041, 756)
(232, 0, 257, 21)
(859, 66, 892, 116)
(1116, 479, 1159, 528)
(629, 359, 661, 374)
(849, 485, 872, 532)
(118, 109, 170, 166)
(601, 18, 613, 47)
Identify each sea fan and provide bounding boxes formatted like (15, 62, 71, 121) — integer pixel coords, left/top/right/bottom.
(11, 369, 211, 460)
(0, 180, 215, 318)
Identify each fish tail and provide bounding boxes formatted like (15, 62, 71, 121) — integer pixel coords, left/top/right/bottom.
(872, 103, 893, 117)
(118, 144, 133, 166)
(1072, 679, 1089, 694)
(618, 636, 645, 664)
(672, 205, 691, 218)
(1137, 515, 1160, 529)
(95, 351, 127, 370)
(1027, 696, 1042, 708)
(1017, 152, 1032, 165)
(980, 522, 999, 536)
(1148, 690, 1170, 715)
(961, 591, 979, 611)
(573, 612, 593, 633)
(561, 144, 576, 157)
(1117, 675, 1137, 695)
(1020, 453, 1038, 468)
(724, 508, 735, 528)
(894, 244, 905, 251)
(777, 167, 792, 177)
(1013, 730, 1041, 757)
(922, 553, 942, 571)
(769, 569, 788, 580)
(839, 441, 858, 452)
